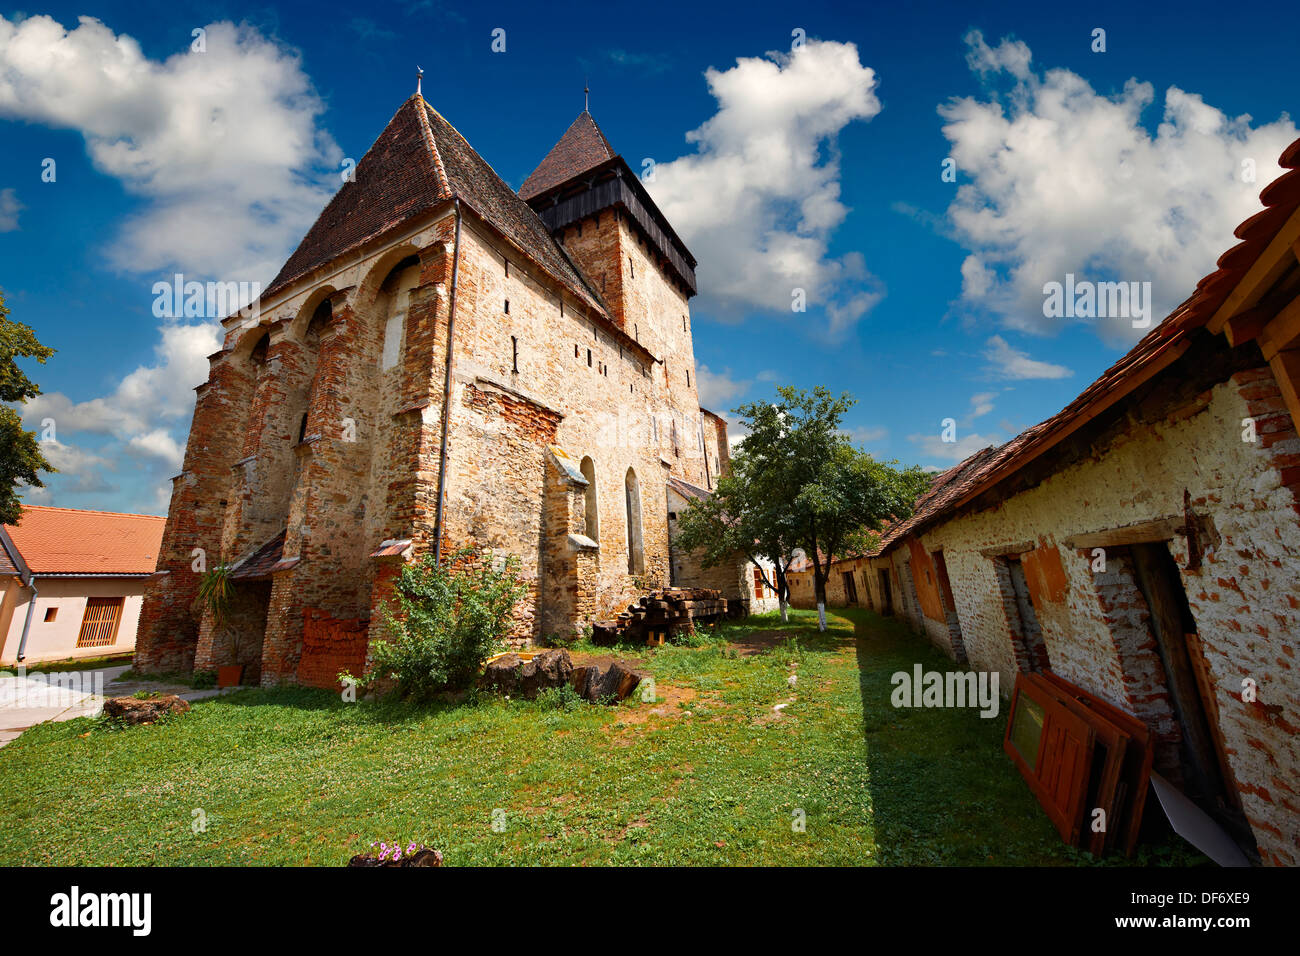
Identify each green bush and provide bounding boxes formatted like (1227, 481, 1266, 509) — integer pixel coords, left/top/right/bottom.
(351, 548, 526, 702)
(191, 670, 217, 690)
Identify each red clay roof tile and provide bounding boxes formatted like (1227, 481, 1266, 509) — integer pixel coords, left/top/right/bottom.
(3, 506, 165, 575)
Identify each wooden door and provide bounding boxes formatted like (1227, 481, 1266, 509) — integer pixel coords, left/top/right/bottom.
(1004, 673, 1096, 845)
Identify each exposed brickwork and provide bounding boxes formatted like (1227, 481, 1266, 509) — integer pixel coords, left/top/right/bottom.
(296, 609, 369, 690)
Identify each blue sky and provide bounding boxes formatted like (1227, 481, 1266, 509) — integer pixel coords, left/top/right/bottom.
(1, 0, 1297, 514)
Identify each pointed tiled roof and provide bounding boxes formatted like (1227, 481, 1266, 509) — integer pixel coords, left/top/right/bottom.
(265, 97, 448, 298)
(518, 111, 616, 201)
(422, 103, 605, 313)
(264, 97, 606, 315)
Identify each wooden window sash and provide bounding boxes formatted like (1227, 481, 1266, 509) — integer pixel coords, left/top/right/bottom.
(77, 597, 123, 648)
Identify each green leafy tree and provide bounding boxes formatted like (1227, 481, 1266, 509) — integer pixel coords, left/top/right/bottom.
(349, 548, 526, 701)
(730, 386, 930, 630)
(0, 289, 55, 524)
(673, 455, 801, 622)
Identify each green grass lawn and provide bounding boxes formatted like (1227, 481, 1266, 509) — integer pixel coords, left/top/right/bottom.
(0, 608, 1204, 866)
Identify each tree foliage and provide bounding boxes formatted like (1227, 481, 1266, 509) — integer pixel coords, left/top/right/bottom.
(674, 454, 801, 618)
(0, 289, 55, 525)
(680, 386, 930, 629)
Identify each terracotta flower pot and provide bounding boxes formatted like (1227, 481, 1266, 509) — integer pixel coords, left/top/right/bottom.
(217, 664, 244, 688)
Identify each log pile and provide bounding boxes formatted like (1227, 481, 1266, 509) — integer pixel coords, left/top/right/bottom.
(591, 587, 729, 646)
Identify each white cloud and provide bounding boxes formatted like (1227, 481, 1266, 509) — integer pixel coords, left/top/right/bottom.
(695, 363, 750, 410)
(0, 14, 340, 283)
(23, 318, 220, 509)
(128, 429, 186, 468)
(909, 430, 997, 463)
(942, 30, 1296, 340)
(982, 335, 1073, 380)
(844, 424, 888, 444)
(36, 439, 117, 495)
(1, 14, 339, 512)
(967, 391, 997, 420)
(0, 187, 20, 231)
(25, 320, 220, 438)
(649, 39, 883, 336)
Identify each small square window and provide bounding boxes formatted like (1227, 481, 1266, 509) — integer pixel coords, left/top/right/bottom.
(44, 607, 57, 623)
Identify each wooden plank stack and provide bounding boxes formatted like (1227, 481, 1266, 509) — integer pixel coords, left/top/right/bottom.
(591, 587, 729, 646)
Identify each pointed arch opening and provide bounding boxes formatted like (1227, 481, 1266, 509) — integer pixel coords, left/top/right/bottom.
(624, 467, 644, 575)
(580, 456, 598, 543)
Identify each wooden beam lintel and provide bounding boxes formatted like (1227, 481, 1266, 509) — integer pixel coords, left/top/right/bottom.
(1062, 517, 1180, 551)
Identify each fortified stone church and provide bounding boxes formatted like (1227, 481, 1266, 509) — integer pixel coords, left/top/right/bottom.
(134, 91, 748, 687)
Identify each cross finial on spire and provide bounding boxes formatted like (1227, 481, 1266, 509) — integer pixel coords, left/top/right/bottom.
(584, 79, 589, 113)
(416, 66, 424, 97)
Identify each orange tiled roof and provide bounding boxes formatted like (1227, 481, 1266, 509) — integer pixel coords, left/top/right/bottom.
(3, 505, 165, 575)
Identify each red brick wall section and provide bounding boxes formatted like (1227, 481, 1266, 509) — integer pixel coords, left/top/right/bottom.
(1089, 547, 1184, 779)
(297, 609, 370, 690)
(135, 350, 257, 673)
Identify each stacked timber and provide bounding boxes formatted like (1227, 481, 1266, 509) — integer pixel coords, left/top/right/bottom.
(591, 587, 728, 646)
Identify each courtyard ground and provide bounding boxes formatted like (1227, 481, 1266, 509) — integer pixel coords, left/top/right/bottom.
(0, 608, 1205, 866)
(0, 662, 224, 749)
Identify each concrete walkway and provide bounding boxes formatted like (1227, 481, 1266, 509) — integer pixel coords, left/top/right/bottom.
(0, 664, 227, 748)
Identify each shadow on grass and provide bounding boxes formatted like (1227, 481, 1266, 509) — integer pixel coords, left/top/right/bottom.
(839, 606, 1208, 867)
(209, 684, 489, 727)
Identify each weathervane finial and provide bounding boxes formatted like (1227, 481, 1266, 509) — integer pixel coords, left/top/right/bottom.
(416, 66, 424, 97)
(584, 78, 589, 113)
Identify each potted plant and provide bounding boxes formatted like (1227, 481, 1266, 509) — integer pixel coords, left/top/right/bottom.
(194, 565, 243, 687)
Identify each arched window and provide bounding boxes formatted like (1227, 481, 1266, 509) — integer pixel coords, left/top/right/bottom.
(248, 333, 269, 366)
(304, 299, 332, 348)
(380, 256, 419, 371)
(624, 467, 644, 575)
(580, 456, 598, 542)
